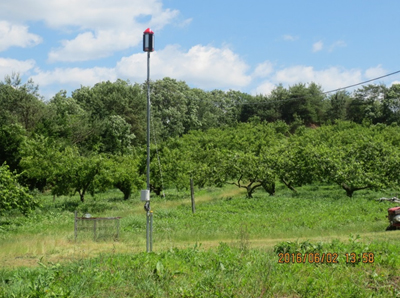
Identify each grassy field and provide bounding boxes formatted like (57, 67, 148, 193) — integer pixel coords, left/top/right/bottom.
(0, 184, 399, 297)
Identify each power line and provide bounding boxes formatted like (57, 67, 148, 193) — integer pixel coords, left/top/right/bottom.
(323, 70, 400, 94)
(230, 69, 400, 106)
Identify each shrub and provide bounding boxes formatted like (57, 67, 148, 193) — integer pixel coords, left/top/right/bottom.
(0, 163, 38, 215)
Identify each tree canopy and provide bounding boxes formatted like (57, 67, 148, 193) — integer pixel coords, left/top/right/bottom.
(2, 73, 400, 209)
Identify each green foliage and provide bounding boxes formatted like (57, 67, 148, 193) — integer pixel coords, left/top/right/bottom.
(0, 163, 38, 215)
(325, 91, 350, 122)
(21, 137, 144, 202)
(108, 154, 145, 200)
(146, 121, 400, 197)
(72, 79, 146, 148)
(307, 123, 394, 196)
(37, 91, 94, 148)
(21, 139, 106, 202)
(279, 82, 326, 125)
(348, 84, 386, 123)
(51, 150, 105, 202)
(0, 73, 45, 132)
(0, 124, 26, 172)
(101, 115, 135, 155)
(4, 71, 400, 202)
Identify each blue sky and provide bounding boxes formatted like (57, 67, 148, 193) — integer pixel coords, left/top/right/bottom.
(0, 0, 399, 99)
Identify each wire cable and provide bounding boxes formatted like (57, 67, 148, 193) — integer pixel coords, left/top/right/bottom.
(322, 70, 400, 94)
(227, 69, 400, 107)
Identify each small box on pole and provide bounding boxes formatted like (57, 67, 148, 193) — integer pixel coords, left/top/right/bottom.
(141, 189, 150, 202)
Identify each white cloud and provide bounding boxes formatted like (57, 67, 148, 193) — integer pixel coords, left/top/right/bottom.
(0, 21, 42, 51)
(32, 67, 117, 88)
(116, 44, 252, 89)
(328, 40, 347, 52)
(0, 0, 179, 62)
(252, 81, 276, 95)
(274, 65, 362, 91)
(29, 44, 251, 97)
(48, 29, 143, 62)
(0, 58, 36, 79)
(252, 61, 274, 78)
(0, 0, 175, 29)
(283, 35, 299, 41)
(365, 64, 386, 80)
(312, 41, 323, 52)
(252, 64, 364, 95)
(177, 18, 193, 28)
(312, 40, 346, 53)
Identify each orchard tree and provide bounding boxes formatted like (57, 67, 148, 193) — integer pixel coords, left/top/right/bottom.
(22, 140, 107, 202)
(222, 150, 277, 198)
(108, 155, 145, 200)
(20, 136, 62, 191)
(157, 122, 286, 197)
(313, 125, 391, 197)
(51, 149, 106, 202)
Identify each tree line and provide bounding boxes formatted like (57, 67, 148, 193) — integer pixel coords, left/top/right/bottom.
(1, 73, 400, 215)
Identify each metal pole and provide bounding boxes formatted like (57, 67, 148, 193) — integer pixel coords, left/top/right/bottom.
(150, 211, 153, 251)
(146, 51, 151, 192)
(146, 213, 150, 252)
(146, 51, 152, 252)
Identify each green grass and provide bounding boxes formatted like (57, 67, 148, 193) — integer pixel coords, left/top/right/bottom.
(1, 240, 399, 297)
(0, 183, 399, 297)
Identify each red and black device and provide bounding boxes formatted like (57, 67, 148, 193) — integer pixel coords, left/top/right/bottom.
(387, 206, 400, 230)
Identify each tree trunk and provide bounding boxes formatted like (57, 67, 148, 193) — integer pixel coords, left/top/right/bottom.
(262, 181, 275, 196)
(78, 189, 86, 203)
(341, 183, 369, 198)
(246, 186, 253, 198)
(123, 190, 131, 200)
(246, 182, 263, 198)
(79, 191, 85, 203)
(281, 179, 297, 192)
(343, 186, 354, 198)
(150, 184, 162, 196)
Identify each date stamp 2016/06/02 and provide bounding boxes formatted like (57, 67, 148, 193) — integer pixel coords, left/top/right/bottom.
(278, 252, 375, 264)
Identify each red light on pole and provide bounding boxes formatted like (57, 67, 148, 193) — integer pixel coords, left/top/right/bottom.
(143, 28, 154, 52)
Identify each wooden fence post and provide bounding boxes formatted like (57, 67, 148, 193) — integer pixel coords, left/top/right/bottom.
(74, 210, 77, 241)
(190, 178, 195, 214)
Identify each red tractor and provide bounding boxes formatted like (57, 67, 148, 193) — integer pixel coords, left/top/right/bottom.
(380, 197, 400, 231)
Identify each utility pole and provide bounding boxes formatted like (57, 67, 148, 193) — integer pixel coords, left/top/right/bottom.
(141, 28, 155, 253)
